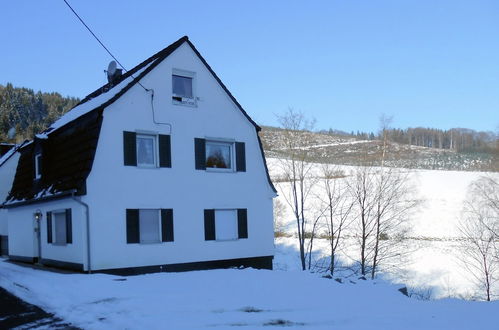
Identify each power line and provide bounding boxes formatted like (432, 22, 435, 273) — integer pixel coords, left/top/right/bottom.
(61, 0, 150, 92)
(62, 0, 128, 73)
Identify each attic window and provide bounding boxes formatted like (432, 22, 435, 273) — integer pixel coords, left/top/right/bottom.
(172, 69, 196, 106)
(35, 153, 42, 179)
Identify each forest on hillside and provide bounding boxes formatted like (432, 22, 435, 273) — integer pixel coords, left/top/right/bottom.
(0, 83, 80, 142)
(323, 127, 498, 154)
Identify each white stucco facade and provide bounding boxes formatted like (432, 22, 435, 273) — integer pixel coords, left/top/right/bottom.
(0, 151, 20, 236)
(7, 199, 86, 266)
(6, 40, 275, 272)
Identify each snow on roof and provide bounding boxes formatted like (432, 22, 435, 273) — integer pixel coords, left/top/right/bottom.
(40, 61, 156, 138)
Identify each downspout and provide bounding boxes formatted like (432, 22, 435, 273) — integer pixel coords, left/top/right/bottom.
(71, 190, 91, 274)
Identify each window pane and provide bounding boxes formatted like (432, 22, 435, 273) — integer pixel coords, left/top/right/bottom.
(139, 209, 160, 244)
(172, 75, 193, 98)
(215, 210, 237, 241)
(206, 142, 232, 169)
(36, 155, 42, 177)
(54, 212, 67, 244)
(137, 136, 155, 166)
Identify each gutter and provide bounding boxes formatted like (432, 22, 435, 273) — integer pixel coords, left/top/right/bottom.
(3, 191, 74, 209)
(71, 190, 92, 274)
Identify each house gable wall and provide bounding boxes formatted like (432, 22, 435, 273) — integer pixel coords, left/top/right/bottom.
(84, 42, 274, 270)
(0, 151, 20, 234)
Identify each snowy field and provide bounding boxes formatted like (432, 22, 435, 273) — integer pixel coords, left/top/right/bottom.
(0, 258, 497, 329)
(267, 158, 499, 299)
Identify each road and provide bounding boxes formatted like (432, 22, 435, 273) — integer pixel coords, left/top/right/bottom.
(0, 286, 79, 329)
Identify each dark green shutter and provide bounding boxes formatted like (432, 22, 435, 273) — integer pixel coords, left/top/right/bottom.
(123, 131, 137, 166)
(161, 209, 174, 242)
(126, 209, 140, 244)
(46, 212, 52, 243)
(65, 208, 72, 244)
(204, 209, 215, 240)
(236, 142, 246, 172)
(159, 134, 172, 168)
(194, 138, 206, 170)
(237, 209, 248, 239)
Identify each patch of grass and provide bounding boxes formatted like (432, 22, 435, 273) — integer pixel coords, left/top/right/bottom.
(274, 231, 292, 238)
(263, 319, 305, 327)
(240, 306, 264, 313)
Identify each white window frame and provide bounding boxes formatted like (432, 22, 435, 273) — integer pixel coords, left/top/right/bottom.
(215, 209, 238, 241)
(205, 139, 235, 172)
(172, 68, 197, 107)
(136, 133, 158, 168)
(52, 210, 68, 246)
(139, 209, 161, 244)
(35, 153, 42, 179)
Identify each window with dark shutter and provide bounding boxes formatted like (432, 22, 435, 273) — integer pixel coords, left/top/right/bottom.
(46, 212, 52, 243)
(195, 138, 206, 170)
(236, 142, 246, 172)
(126, 209, 140, 244)
(65, 209, 72, 244)
(161, 209, 174, 242)
(123, 131, 137, 166)
(159, 135, 171, 168)
(237, 209, 248, 239)
(204, 209, 215, 240)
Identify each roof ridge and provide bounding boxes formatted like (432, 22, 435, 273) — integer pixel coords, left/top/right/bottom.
(76, 36, 189, 107)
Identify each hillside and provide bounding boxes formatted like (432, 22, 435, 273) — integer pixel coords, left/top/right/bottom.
(0, 83, 79, 142)
(0, 83, 496, 171)
(260, 125, 499, 172)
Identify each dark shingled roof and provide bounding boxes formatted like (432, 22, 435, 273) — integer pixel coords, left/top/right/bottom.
(6, 36, 276, 205)
(7, 109, 103, 203)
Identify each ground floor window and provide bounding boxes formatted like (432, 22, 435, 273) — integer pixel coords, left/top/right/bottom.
(126, 209, 174, 244)
(46, 209, 72, 245)
(204, 208, 248, 241)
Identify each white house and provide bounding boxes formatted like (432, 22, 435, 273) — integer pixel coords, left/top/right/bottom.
(0, 144, 22, 256)
(4, 36, 276, 274)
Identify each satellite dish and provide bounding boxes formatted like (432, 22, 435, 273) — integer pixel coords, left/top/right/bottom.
(107, 61, 117, 83)
(8, 127, 16, 139)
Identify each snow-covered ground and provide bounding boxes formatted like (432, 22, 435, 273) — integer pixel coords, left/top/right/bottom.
(0, 258, 497, 329)
(1, 158, 497, 328)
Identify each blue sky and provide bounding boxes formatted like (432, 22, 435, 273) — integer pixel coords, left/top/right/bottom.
(1, 1, 498, 133)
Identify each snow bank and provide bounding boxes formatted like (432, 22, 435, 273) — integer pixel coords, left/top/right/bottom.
(0, 259, 496, 329)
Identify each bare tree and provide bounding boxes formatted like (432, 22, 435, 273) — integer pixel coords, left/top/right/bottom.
(467, 176, 499, 237)
(347, 165, 417, 278)
(275, 108, 316, 270)
(459, 188, 498, 300)
(347, 166, 377, 276)
(316, 164, 353, 276)
(305, 207, 326, 270)
(370, 167, 416, 279)
(457, 175, 499, 301)
(378, 114, 393, 167)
